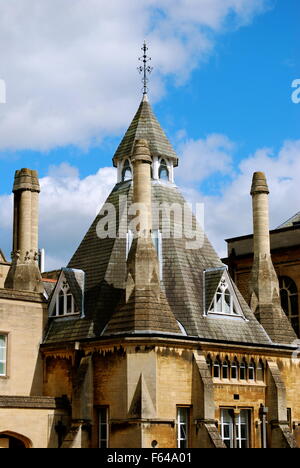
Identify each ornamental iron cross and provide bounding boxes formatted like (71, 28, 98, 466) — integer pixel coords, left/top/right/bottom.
(138, 41, 153, 95)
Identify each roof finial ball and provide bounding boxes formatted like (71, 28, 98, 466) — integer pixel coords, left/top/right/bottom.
(138, 41, 153, 97)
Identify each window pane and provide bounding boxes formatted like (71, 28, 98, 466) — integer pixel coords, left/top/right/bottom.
(0, 336, 6, 376)
(99, 408, 108, 448)
(58, 294, 64, 316)
(216, 294, 223, 312)
(214, 362, 220, 378)
(231, 364, 238, 379)
(177, 407, 189, 448)
(66, 294, 73, 314)
(222, 363, 228, 379)
(224, 293, 231, 313)
(224, 424, 230, 438)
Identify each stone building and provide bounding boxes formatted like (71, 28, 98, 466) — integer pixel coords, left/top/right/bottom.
(225, 211, 300, 339)
(0, 94, 299, 449)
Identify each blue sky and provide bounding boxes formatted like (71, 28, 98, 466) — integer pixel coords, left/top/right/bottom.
(0, 0, 299, 268)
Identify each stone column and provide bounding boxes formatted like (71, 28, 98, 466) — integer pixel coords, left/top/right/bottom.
(249, 172, 296, 343)
(251, 172, 271, 258)
(19, 189, 32, 255)
(131, 139, 153, 236)
(5, 168, 43, 292)
(31, 173, 40, 259)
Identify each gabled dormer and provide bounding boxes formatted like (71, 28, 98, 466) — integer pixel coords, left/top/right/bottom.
(204, 267, 245, 320)
(48, 268, 85, 318)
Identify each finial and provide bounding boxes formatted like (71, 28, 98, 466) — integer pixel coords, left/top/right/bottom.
(138, 41, 153, 95)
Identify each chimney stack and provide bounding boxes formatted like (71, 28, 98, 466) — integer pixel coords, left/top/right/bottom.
(5, 169, 43, 293)
(126, 139, 160, 295)
(249, 172, 296, 343)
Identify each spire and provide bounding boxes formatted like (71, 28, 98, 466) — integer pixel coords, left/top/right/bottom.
(113, 97, 178, 168)
(113, 42, 178, 169)
(138, 41, 153, 96)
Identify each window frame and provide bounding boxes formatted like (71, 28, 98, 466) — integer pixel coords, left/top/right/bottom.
(53, 282, 78, 317)
(206, 272, 245, 319)
(176, 406, 190, 449)
(0, 333, 8, 378)
(98, 406, 109, 448)
(220, 408, 251, 449)
(121, 159, 132, 182)
(158, 159, 170, 182)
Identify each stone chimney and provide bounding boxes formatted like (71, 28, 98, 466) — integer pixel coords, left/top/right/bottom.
(249, 172, 296, 343)
(126, 138, 160, 298)
(5, 169, 43, 293)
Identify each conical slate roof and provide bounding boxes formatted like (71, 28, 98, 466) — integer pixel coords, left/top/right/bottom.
(112, 95, 178, 167)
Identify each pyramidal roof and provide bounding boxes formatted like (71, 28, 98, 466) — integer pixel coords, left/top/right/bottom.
(44, 181, 272, 347)
(277, 211, 300, 229)
(113, 95, 179, 167)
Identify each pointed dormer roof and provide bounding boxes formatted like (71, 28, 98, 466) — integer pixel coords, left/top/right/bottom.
(113, 95, 179, 167)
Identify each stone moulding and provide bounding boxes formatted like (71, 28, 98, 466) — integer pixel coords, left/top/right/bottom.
(0, 395, 69, 410)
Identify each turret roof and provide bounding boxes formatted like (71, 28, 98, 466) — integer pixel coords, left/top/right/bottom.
(113, 95, 178, 167)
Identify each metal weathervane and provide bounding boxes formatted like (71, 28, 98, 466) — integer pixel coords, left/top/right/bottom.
(138, 41, 153, 95)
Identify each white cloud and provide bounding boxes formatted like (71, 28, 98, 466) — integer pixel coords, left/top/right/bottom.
(191, 139, 300, 257)
(0, 0, 270, 151)
(0, 138, 298, 270)
(177, 133, 235, 183)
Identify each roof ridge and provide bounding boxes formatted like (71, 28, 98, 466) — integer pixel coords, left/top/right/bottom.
(277, 210, 300, 229)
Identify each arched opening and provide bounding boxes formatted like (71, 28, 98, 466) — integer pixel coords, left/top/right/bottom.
(279, 276, 299, 336)
(121, 159, 132, 182)
(158, 159, 169, 181)
(0, 431, 32, 449)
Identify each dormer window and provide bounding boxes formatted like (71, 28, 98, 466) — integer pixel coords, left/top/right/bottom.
(122, 159, 132, 182)
(159, 159, 169, 181)
(205, 269, 245, 319)
(209, 278, 240, 316)
(53, 281, 77, 317)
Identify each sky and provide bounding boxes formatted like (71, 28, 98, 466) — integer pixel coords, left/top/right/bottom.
(0, 0, 299, 270)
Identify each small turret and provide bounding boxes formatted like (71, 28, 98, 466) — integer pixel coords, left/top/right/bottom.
(5, 169, 43, 292)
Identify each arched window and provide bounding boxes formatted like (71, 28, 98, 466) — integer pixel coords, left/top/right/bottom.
(231, 358, 238, 380)
(58, 290, 65, 316)
(248, 359, 256, 381)
(159, 159, 169, 181)
(257, 360, 264, 382)
(210, 278, 240, 316)
(54, 281, 77, 317)
(222, 358, 230, 380)
(122, 159, 132, 182)
(206, 355, 212, 376)
(240, 359, 247, 381)
(213, 357, 221, 378)
(279, 276, 299, 336)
